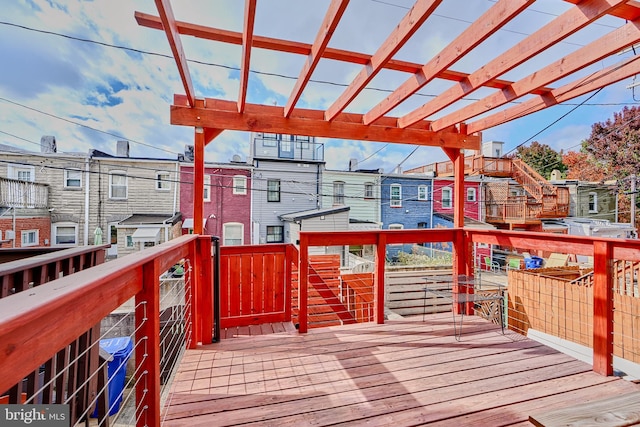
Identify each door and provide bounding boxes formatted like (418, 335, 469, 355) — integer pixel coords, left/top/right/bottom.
(107, 222, 118, 257)
(278, 138, 294, 159)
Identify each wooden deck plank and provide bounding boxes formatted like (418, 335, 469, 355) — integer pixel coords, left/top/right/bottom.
(163, 315, 640, 427)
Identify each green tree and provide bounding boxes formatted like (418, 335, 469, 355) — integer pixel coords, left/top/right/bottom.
(512, 141, 567, 179)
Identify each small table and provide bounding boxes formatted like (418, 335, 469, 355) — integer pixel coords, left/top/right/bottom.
(423, 274, 505, 340)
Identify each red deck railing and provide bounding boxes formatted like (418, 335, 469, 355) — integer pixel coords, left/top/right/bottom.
(1, 228, 639, 425)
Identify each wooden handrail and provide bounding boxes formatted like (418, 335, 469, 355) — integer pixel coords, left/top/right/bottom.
(0, 234, 203, 418)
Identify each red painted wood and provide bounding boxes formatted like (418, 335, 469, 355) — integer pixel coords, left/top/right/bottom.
(193, 128, 205, 234)
(263, 253, 275, 314)
(197, 237, 213, 344)
(240, 253, 253, 316)
(136, 258, 161, 427)
(375, 233, 386, 324)
(253, 253, 264, 319)
(219, 252, 230, 319)
(593, 241, 613, 375)
(299, 235, 309, 333)
(229, 255, 241, 318)
(274, 253, 285, 314)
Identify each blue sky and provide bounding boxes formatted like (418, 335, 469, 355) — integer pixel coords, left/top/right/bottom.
(1, 0, 638, 173)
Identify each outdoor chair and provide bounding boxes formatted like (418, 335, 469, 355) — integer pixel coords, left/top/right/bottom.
(484, 256, 501, 273)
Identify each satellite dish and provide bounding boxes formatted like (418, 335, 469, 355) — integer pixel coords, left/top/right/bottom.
(232, 154, 242, 162)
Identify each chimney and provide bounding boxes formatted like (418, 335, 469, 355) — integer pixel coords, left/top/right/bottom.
(185, 145, 194, 162)
(349, 158, 358, 171)
(40, 136, 57, 153)
(116, 140, 130, 157)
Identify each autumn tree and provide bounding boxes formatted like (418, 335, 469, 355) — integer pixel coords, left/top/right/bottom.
(511, 141, 567, 179)
(562, 151, 606, 181)
(582, 105, 640, 224)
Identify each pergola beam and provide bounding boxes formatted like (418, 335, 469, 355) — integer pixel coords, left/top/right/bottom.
(134, 11, 551, 94)
(363, 0, 533, 125)
(284, 0, 349, 118)
(154, 0, 196, 107)
(430, 17, 640, 132)
(238, 0, 257, 113)
(171, 96, 480, 149)
(324, 0, 442, 121)
(468, 55, 640, 133)
(398, 0, 630, 128)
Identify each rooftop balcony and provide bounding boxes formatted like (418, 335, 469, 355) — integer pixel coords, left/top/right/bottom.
(1, 230, 639, 426)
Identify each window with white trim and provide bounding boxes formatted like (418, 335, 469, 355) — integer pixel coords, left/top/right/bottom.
(390, 184, 402, 207)
(204, 175, 211, 202)
(156, 172, 171, 191)
(53, 223, 77, 245)
(233, 175, 247, 195)
(467, 187, 477, 202)
(109, 170, 127, 199)
(442, 187, 452, 208)
(223, 222, 244, 245)
(126, 235, 134, 247)
(333, 181, 345, 205)
(262, 133, 278, 147)
(8, 164, 35, 182)
(364, 182, 374, 199)
(267, 179, 280, 202)
(64, 169, 82, 188)
(418, 185, 428, 201)
(588, 192, 598, 213)
(21, 229, 38, 247)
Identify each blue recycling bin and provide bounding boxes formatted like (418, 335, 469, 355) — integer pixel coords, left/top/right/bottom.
(524, 256, 543, 269)
(92, 337, 133, 417)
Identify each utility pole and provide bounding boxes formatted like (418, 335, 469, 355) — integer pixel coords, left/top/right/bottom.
(631, 174, 636, 230)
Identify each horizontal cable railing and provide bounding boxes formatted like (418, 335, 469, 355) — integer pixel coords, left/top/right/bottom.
(0, 235, 212, 427)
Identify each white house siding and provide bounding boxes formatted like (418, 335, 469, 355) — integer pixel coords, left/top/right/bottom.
(252, 160, 322, 244)
(321, 170, 381, 225)
(0, 151, 88, 245)
(91, 156, 179, 251)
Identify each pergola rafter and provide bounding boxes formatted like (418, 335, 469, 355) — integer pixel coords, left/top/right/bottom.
(138, 0, 640, 235)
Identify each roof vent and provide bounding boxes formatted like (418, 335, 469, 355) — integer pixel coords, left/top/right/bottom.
(40, 136, 57, 153)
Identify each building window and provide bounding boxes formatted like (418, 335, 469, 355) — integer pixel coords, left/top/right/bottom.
(262, 133, 278, 147)
(267, 179, 281, 202)
(156, 172, 171, 191)
(64, 169, 82, 188)
(364, 182, 374, 199)
(417, 222, 428, 228)
(233, 175, 247, 195)
(126, 235, 134, 247)
(467, 187, 476, 202)
(442, 187, 452, 208)
(109, 170, 127, 199)
(266, 225, 284, 243)
(8, 164, 35, 182)
(53, 223, 77, 245)
(390, 184, 402, 207)
(223, 222, 244, 245)
(204, 175, 211, 202)
(588, 192, 598, 213)
(21, 230, 38, 247)
(333, 181, 345, 205)
(418, 185, 428, 201)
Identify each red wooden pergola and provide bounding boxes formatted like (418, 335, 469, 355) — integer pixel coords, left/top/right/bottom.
(137, 0, 640, 234)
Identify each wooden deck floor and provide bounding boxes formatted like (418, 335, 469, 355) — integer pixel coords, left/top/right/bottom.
(162, 313, 640, 426)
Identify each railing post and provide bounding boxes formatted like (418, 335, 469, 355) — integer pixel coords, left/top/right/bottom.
(299, 235, 309, 333)
(284, 244, 295, 322)
(375, 233, 387, 324)
(593, 240, 614, 375)
(197, 236, 213, 344)
(212, 236, 221, 343)
(188, 239, 199, 348)
(135, 258, 161, 427)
